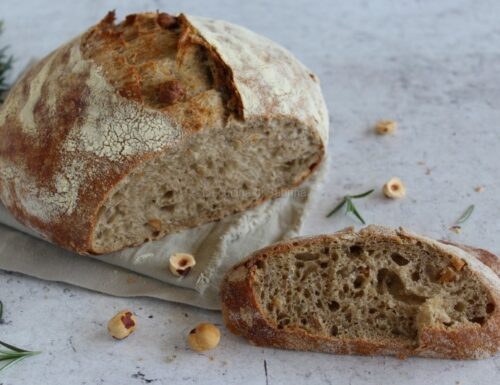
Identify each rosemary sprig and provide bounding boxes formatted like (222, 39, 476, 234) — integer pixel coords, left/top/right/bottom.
(0, 20, 14, 103)
(456, 204, 475, 224)
(326, 189, 375, 224)
(0, 302, 40, 373)
(0, 341, 40, 373)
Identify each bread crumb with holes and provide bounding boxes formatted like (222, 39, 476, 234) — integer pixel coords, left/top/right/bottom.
(375, 120, 397, 135)
(383, 177, 406, 199)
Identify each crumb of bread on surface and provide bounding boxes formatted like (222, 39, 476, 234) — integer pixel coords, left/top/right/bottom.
(449, 225, 461, 234)
(475, 186, 485, 193)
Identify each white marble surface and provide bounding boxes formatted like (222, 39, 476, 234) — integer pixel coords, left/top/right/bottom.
(1, 0, 500, 384)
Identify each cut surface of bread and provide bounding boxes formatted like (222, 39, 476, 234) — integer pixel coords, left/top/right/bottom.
(93, 118, 321, 252)
(221, 226, 500, 359)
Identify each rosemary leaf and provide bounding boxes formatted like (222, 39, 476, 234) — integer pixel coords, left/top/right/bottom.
(326, 199, 347, 218)
(326, 188, 374, 224)
(456, 204, 475, 224)
(0, 341, 40, 373)
(347, 199, 366, 225)
(0, 20, 14, 102)
(0, 340, 28, 353)
(0, 353, 37, 373)
(0, 303, 40, 373)
(350, 189, 375, 199)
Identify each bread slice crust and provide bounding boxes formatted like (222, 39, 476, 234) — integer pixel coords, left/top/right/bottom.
(221, 226, 500, 359)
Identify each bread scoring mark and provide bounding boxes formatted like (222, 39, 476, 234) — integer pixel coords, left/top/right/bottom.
(80, 12, 242, 131)
(187, 15, 329, 144)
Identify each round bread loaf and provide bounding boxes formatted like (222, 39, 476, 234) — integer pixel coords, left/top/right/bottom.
(0, 11, 328, 254)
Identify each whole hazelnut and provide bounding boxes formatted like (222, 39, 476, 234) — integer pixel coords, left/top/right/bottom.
(383, 177, 406, 199)
(187, 323, 221, 352)
(169, 253, 196, 277)
(108, 310, 137, 340)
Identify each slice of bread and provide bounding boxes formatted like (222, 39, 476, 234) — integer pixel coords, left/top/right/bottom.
(221, 226, 500, 359)
(0, 12, 327, 254)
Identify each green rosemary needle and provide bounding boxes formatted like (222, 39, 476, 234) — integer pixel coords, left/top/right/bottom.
(0, 340, 40, 373)
(0, 302, 40, 373)
(456, 204, 475, 224)
(326, 189, 375, 224)
(0, 20, 14, 103)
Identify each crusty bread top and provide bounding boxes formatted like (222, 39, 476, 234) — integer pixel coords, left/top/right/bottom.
(0, 11, 328, 253)
(188, 16, 329, 140)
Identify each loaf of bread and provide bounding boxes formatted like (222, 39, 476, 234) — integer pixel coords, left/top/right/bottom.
(0, 11, 328, 254)
(221, 226, 500, 359)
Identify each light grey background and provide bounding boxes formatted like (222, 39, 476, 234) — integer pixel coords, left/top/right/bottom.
(0, 0, 499, 384)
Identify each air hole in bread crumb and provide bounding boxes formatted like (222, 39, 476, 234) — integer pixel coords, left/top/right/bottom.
(161, 204, 175, 212)
(391, 253, 409, 266)
(486, 303, 495, 313)
(454, 302, 466, 312)
(163, 190, 174, 199)
(411, 271, 420, 281)
(330, 325, 338, 336)
(468, 316, 485, 325)
(295, 252, 319, 261)
(353, 276, 365, 288)
(349, 245, 363, 257)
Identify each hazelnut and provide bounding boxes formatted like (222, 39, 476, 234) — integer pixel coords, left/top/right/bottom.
(169, 253, 196, 277)
(438, 267, 457, 283)
(450, 256, 466, 271)
(108, 310, 137, 340)
(188, 323, 220, 352)
(147, 218, 162, 231)
(383, 177, 406, 199)
(375, 120, 397, 135)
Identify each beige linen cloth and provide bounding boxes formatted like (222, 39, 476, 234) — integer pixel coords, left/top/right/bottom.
(0, 164, 326, 310)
